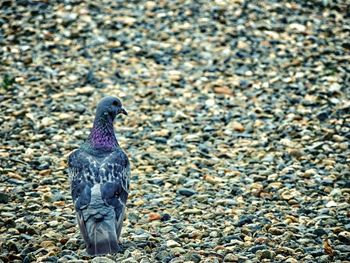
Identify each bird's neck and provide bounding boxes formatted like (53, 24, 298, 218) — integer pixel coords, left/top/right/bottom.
(88, 117, 118, 150)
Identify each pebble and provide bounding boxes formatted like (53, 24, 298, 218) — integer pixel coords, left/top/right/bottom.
(338, 231, 350, 244)
(76, 86, 95, 96)
(236, 215, 254, 227)
(183, 208, 202, 215)
(229, 121, 245, 132)
(268, 227, 284, 235)
(91, 257, 117, 263)
(223, 253, 239, 262)
(249, 245, 267, 253)
(178, 188, 197, 197)
(166, 240, 181, 248)
(256, 250, 275, 260)
(335, 245, 350, 252)
(313, 228, 328, 237)
(0, 192, 10, 203)
(161, 213, 171, 222)
(148, 213, 161, 221)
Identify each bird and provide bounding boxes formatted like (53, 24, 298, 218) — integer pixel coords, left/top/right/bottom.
(68, 96, 130, 255)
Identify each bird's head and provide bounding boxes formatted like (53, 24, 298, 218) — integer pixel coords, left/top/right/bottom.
(96, 96, 128, 122)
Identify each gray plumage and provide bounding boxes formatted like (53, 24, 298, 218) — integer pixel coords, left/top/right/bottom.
(68, 96, 130, 255)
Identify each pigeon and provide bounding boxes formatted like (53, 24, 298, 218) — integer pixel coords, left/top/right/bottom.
(68, 96, 130, 255)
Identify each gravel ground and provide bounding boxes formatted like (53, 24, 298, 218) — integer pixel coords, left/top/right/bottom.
(1, 0, 350, 262)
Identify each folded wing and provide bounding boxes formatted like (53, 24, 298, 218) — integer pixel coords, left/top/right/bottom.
(68, 149, 130, 255)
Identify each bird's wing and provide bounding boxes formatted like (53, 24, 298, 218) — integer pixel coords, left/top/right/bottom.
(68, 149, 99, 206)
(99, 150, 130, 240)
(68, 148, 130, 242)
(68, 149, 100, 243)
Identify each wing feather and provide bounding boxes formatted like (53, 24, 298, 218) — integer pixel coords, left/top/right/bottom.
(99, 150, 130, 241)
(68, 148, 130, 242)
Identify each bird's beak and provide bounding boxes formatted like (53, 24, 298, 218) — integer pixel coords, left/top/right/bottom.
(119, 107, 128, 116)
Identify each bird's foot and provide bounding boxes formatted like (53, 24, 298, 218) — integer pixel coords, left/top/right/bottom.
(117, 242, 126, 253)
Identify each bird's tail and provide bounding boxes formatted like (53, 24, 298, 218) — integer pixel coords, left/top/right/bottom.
(76, 206, 122, 255)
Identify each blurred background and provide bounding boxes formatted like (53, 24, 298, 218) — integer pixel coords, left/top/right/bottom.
(0, 0, 349, 262)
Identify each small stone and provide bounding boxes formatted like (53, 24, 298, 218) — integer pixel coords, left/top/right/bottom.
(213, 86, 233, 96)
(148, 178, 165, 186)
(289, 149, 304, 158)
(58, 113, 71, 120)
(330, 188, 342, 198)
(155, 250, 175, 262)
(268, 227, 284, 235)
(304, 169, 317, 177)
(185, 253, 201, 263)
(275, 254, 286, 261)
(40, 240, 55, 248)
(313, 228, 328, 237)
(171, 247, 186, 256)
(7, 228, 19, 235)
(338, 231, 350, 244)
(64, 238, 78, 250)
(168, 70, 182, 81)
(133, 199, 144, 206)
(1, 212, 15, 218)
(121, 258, 138, 263)
(41, 117, 54, 127)
(166, 240, 181, 248)
(249, 245, 267, 253)
(183, 208, 202, 215)
(6, 240, 19, 253)
(223, 253, 239, 262)
(74, 104, 86, 113)
(333, 135, 346, 142)
(338, 142, 348, 150)
(288, 23, 306, 33)
(326, 201, 337, 207)
(131, 233, 151, 241)
(76, 86, 94, 95)
(0, 192, 10, 203)
(178, 188, 196, 197)
(91, 257, 115, 263)
(236, 215, 254, 227)
(140, 258, 151, 263)
(256, 250, 275, 260)
(203, 174, 223, 184)
(318, 255, 330, 263)
(237, 40, 249, 49)
(309, 249, 324, 257)
(201, 257, 220, 263)
(276, 247, 295, 256)
(335, 245, 350, 252)
(229, 121, 245, 132)
(317, 111, 329, 121)
(23, 253, 36, 263)
(148, 213, 161, 221)
(161, 213, 171, 222)
(284, 258, 298, 263)
(210, 231, 219, 238)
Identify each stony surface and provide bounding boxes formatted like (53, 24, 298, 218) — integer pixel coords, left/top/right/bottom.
(0, 0, 349, 262)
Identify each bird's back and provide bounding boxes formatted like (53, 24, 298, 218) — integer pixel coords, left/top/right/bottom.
(68, 145, 130, 255)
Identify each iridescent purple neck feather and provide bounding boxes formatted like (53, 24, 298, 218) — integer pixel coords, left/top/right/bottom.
(88, 113, 118, 151)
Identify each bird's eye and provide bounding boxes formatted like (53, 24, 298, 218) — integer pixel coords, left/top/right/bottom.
(112, 100, 119, 106)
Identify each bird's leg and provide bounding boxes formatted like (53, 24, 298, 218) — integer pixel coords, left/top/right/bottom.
(117, 242, 126, 253)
